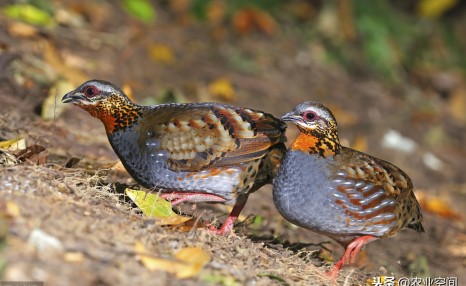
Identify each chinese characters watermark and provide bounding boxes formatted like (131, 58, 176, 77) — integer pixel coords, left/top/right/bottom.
(371, 276, 458, 286)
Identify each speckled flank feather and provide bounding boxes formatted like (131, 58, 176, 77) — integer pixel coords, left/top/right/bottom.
(329, 147, 424, 238)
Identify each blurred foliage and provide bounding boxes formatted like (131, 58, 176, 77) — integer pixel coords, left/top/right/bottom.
(121, 0, 157, 23)
(3, 2, 54, 26)
(191, 0, 281, 21)
(176, 0, 466, 82)
(311, 0, 466, 82)
(2, 0, 464, 83)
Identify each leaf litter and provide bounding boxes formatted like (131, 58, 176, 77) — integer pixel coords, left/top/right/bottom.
(0, 155, 347, 285)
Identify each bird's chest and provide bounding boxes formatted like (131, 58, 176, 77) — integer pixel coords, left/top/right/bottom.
(107, 126, 166, 186)
(275, 150, 334, 195)
(273, 150, 341, 229)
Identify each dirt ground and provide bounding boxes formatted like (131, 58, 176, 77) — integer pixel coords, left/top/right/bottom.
(1, 1, 465, 285)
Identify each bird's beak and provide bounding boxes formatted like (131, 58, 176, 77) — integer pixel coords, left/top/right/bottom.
(62, 91, 85, 103)
(281, 111, 301, 122)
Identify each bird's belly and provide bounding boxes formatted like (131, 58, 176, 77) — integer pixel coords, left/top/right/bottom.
(110, 131, 242, 202)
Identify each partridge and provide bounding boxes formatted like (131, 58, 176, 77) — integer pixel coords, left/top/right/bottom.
(273, 101, 424, 277)
(62, 80, 286, 234)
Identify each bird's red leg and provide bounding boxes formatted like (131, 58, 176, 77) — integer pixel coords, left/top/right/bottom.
(160, 192, 226, 205)
(349, 235, 377, 264)
(326, 235, 377, 278)
(209, 195, 248, 235)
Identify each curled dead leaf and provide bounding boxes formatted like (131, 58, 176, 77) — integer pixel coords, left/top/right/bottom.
(14, 144, 48, 165)
(135, 241, 211, 279)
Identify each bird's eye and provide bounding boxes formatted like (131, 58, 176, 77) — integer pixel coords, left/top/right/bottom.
(304, 112, 316, 121)
(84, 86, 99, 97)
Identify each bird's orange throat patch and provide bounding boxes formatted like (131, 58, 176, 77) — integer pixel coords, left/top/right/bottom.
(76, 96, 143, 134)
(290, 132, 340, 157)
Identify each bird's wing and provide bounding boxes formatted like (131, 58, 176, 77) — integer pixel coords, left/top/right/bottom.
(137, 103, 286, 172)
(329, 148, 423, 235)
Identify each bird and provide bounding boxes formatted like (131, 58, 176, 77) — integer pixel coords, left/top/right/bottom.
(62, 79, 287, 234)
(273, 101, 424, 277)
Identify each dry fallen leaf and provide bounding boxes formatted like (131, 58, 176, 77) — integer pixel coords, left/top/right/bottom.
(135, 241, 211, 279)
(64, 252, 85, 262)
(448, 85, 466, 123)
(351, 135, 368, 152)
(14, 144, 48, 165)
(125, 189, 192, 226)
(174, 247, 212, 278)
(7, 21, 39, 37)
(206, 0, 225, 25)
(232, 8, 277, 35)
(0, 201, 21, 219)
(416, 191, 462, 220)
(208, 78, 235, 101)
(0, 138, 27, 151)
(148, 44, 176, 65)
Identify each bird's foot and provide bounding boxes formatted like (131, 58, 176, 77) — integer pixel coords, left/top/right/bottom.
(325, 235, 378, 278)
(206, 195, 248, 235)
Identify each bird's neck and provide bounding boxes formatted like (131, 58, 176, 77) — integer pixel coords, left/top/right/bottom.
(290, 131, 341, 157)
(78, 97, 144, 134)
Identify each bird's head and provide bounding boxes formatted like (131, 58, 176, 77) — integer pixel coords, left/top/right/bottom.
(282, 101, 340, 155)
(281, 101, 337, 136)
(62, 80, 130, 106)
(62, 80, 142, 133)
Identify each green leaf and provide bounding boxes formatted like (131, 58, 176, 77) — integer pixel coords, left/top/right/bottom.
(121, 0, 156, 23)
(125, 189, 174, 217)
(3, 4, 53, 26)
(125, 189, 192, 225)
(250, 215, 263, 230)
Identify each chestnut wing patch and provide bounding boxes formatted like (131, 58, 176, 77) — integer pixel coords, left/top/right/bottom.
(141, 105, 285, 172)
